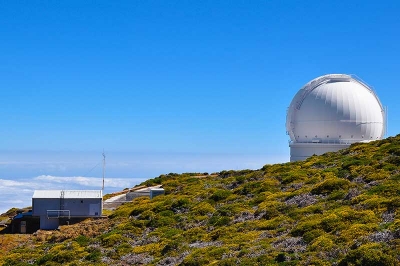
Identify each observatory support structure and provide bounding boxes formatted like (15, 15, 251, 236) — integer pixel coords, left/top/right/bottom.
(289, 143, 350, 162)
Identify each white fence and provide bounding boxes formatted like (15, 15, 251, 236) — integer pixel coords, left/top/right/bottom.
(47, 210, 70, 219)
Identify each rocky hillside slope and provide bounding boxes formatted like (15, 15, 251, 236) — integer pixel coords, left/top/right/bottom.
(1, 135, 400, 265)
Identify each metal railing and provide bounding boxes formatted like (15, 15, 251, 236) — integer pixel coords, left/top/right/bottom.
(47, 210, 70, 219)
(288, 139, 366, 145)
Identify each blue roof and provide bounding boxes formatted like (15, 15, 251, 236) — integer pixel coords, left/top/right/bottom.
(13, 211, 32, 220)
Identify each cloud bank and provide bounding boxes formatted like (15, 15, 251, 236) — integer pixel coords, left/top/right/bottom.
(0, 175, 145, 214)
(0, 151, 289, 214)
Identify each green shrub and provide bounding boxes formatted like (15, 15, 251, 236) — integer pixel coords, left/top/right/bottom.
(210, 190, 232, 201)
(303, 229, 325, 243)
(338, 243, 397, 266)
(157, 227, 183, 238)
(85, 247, 101, 262)
(3, 259, 33, 266)
(342, 158, 365, 170)
(209, 215, 231, 226)
(368, 182, 400, 197)
(327, 190, 346, 200)
(237, 182, 261, 195)
(235, 175, 246, 184)
(115, 243, 132, 257)
(140, 210, 156, 220)
(158, 210, 175, 217)
(100, 233, 125, 247)
(161, 239, 181, 255)
(192, 202, 215, 215)
(311, 178, 350, 194)
(310, 235, 334, 251)
(182, 249, 211, 266)
(75, 235, 90, 246)
(321, 213, 344, 232)
(256, 216, 285, 230)
(52, 250, 75, 264)
(337, 169, 351, 179)
(148, 213, 177, 227)
(387, 145, 400, 156)
(36, 253, 55, 265)
(185, 227, 207, 242)
(172, 197, 191, 209)
(217, 258, 238, 265)
(291, 215, 323, 236)
(340, 224, 374, 242)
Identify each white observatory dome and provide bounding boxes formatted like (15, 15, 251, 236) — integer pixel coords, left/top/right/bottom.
(286, 74, 385, 161)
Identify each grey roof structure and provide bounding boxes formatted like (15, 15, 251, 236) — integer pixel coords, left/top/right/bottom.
(32, 190, 102, 199)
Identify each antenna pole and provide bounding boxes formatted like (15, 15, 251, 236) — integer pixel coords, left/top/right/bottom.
(102, 150, 106, 191)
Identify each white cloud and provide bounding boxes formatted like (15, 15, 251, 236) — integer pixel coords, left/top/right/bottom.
(34, 175, 140, 188)
(0, 179, 31, 187)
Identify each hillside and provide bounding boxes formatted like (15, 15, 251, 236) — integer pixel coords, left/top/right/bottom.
(1, 136, 400, 265)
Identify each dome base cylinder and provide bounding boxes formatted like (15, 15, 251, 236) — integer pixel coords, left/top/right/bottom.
(289, 142, 350, 162)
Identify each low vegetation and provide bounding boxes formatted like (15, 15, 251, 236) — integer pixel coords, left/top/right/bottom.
(1, 135, 400, 265)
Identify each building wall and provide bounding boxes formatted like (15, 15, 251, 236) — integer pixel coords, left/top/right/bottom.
(290, 143, 350, 162)
(126, 191, 149, 201)
(150, 189, 165, 199)
(11, 217, 40, 233)
(40, 216, 60, 230)
(32, 198, 59, 216)
(33, 198, 102, 230)
(33, 198, 102, 217)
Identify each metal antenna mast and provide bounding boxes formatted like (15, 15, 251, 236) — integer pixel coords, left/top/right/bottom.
(102, 150, 106, 191)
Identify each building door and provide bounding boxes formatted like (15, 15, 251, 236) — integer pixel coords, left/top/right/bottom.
(89, 204, 100, 216)
(20, 221, 26, 233)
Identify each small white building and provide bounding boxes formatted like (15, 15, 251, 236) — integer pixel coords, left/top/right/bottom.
(126, 186, 165, 201)
(32, 190, 103, 230)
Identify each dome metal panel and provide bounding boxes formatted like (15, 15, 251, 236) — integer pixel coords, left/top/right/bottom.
(286, 74, 385, 144)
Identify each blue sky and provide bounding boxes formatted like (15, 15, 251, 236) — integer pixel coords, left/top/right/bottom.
(1, 1, 400, 211)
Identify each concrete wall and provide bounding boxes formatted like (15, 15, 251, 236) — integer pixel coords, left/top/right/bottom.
(150, 189, 165, 199)
(10, 217, 40, 233)
(40, 216, 60, 230)
(126, 191, 150, 201)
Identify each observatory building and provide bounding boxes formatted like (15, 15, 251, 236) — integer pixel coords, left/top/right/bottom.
(32, 190, 103, 230)
(286, 74, 385, 162)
